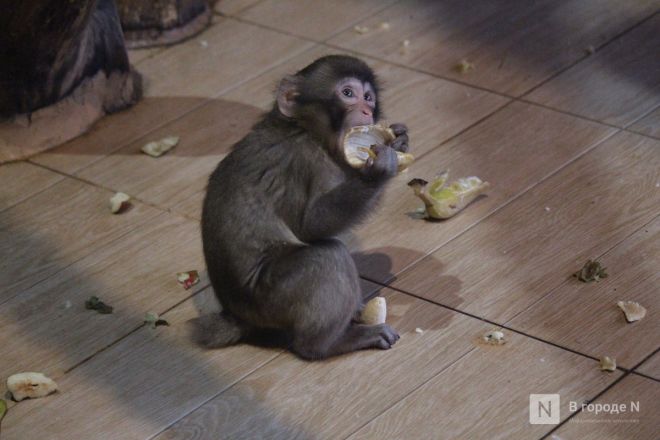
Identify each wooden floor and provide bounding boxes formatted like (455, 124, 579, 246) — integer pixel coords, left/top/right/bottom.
(2, 1, 659, 439)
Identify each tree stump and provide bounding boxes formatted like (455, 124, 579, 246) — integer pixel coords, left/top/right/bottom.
(0, 0, 142, 163)
(117, 0, 212, 48)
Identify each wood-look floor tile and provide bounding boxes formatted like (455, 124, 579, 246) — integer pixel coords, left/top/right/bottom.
(527, 14, 660, 127)
(0, 213, 206, 381)
(636, 352, 660, 380)
(237, 0, 397, 41)
(629, 106, 660, 139)
(328, 0, 659, 97)
(31, 97, 208, 175)
(0, 162, 63, 212)
(75, 99, 263, 217)
(390, 131, 660, 323)
(214, 0, 263, 16)
(0, 178, 161, 304)
(225, 44, 509, 158)
(551, 375, 659, 439)
(152, 289, 491, 440)
(508, 217, 660, 369)
(351, 101, 615, 283)
(137, 18, 314, 98)
(350, 331, 619, 440)
(128, 47, 165, 65)
(0, 288, 280, 440)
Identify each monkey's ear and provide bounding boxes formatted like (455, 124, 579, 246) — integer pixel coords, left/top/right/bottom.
(276, 75, 300, 118)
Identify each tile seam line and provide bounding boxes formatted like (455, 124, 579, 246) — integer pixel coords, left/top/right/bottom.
(0, 173, 65, 215)
(212, 0, 267, 18)
(145, 350, 286, 440)
(375, 125, 622, 288)
(226, 0, 404, 45)
(631, 370, 660, 383)
(0, 207, 171, 309)
(520, 9, 660, 99)
(59, 17, 318, 177)
(317, 39, 640, 133)
(363, 212, 660, 370)
(342, 345, 479, 440)
(63, 282, 211, 374)
(622, 101, 660, 132)
(361, 276, 615, 367)
(500, 212, 660, 336)
(540, 345, 660, 439)
(26, 160, 202, 223)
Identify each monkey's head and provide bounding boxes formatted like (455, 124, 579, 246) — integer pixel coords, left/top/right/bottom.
(276, 55, 381, 155)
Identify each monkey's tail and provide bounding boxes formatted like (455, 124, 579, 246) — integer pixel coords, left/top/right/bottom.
(192, 312, 244, 348)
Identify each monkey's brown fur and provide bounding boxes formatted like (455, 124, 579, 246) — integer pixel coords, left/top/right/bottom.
(198, 56, 408, 360)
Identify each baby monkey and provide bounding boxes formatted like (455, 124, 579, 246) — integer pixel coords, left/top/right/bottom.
(199, 55, 409, 360)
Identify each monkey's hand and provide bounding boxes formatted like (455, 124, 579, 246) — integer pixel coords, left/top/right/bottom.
(389, 123, 409, 153)
(361, 144, 398, 182)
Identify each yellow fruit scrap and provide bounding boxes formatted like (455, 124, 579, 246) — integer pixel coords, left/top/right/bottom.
(408, 171, 490, 219)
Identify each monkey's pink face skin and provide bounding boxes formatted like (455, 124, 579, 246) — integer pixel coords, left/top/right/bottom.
(336, 78, 376, 129)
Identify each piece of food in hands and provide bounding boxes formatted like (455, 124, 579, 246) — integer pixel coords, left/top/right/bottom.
(342, 124, 414, 172)
(408, 171, 490, 219)
(360, 297, 387, 325)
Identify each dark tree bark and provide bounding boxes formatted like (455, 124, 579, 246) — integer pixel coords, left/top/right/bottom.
(0, 0, 141, 163)
(117, 0, 212, 48)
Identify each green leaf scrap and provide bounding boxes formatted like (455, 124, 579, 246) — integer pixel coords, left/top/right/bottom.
(144, 312, 169, 329)
(0, 398, 7, 423)
(573, 259, 608, 282)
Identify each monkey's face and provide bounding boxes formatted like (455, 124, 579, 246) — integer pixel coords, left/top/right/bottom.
(335, 77, 376, 130)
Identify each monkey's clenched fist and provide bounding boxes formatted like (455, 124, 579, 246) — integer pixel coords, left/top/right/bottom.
(362, 144, 399, 181)
(389, 123, 409, 153)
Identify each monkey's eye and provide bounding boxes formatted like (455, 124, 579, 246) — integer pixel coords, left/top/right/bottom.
(342, 88, 354, 97)
(364, 92, 373, 102)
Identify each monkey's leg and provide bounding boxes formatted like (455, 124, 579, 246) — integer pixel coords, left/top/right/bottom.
(258, 239, 400, 360)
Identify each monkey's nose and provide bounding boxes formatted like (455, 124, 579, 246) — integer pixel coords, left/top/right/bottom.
(361, 107, 372, 117)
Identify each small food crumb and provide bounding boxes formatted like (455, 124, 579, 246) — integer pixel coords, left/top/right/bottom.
(7, 372, 58, 401)
(573, 259, 608, 282)
(109, 192, 131, 214)
(361, 297, 387, 325)
(655, 182, 659, 188)
(141, 136, 179, 157)
(379, 22, 390, 30)
(599, 356, 616, 372)
(144, 312, 170, 329)
(177, 270, 200, 290)
(200, 40, 208, 48)
(617, 301, 647, 323)
(85, 296, 114, 314)
(354, 25, 370, 35)
(454, 59, 474, 74)
(544, 206, 551, 212)
(400, 39, 411, 54)
(415, 327, 424, 334)
(482, 330, 505, 345)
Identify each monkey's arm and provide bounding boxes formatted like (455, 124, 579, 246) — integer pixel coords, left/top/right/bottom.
(300, 176, 382, 241)
(299, 145, 397, 241)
